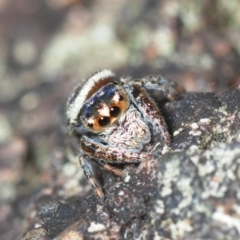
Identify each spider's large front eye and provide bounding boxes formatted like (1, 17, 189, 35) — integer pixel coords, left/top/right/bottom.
(98, 116, 110, 127)
(110, 106, 121, 117)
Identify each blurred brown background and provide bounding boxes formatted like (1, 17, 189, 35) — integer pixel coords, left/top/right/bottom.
(0, 0, 240, 239)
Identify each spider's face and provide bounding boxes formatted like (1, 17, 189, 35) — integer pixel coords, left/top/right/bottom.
(66, 70, 130, 133)
(80, 83, 129, 132)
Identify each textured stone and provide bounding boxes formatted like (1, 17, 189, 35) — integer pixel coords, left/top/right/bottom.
(22, 88, 240, 240)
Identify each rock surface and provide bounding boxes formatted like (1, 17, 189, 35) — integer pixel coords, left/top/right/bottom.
(22, 88, 240, 240)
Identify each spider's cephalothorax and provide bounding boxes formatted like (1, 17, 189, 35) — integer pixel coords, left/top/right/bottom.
(67, 70, 174, 199)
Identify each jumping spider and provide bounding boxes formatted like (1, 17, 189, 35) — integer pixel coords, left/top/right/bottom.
(67, 70, 177, 199)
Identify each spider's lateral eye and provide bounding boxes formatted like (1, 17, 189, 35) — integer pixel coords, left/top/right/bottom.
(110, 106, 121, 117)
(119, 95, 124, 101)
(98, 116, 110, 127)
(88, 123, 93, 128)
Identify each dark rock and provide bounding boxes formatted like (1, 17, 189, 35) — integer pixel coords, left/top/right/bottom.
(22, 88, 240, 240)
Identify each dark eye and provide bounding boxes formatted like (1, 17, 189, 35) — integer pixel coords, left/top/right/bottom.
(98, 116, 110, 127)
(119, 95, 124, 101)
(110, 106, 121, 117)
(87, 123, 93, 128)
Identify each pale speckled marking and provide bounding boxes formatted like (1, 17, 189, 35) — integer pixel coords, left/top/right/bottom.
(198, 118, 211, 125)
(178, 196, 192, 210)
(160, 186, 172, 197)
(124, 175, 131, 182)
(237, 132, 240, 142)
(188, 123, 200, 134)
(112, 92, 120, 103)
(190, 122, 199, 129)
(195, 202, 210, 214)
(227, 169, 236, 181)
(118, 191, 124, 196)
(98, 103, 110, 116)
(87, 222, 106, 233)
(173, 127, 183, 136)
(155, 200, 165, 214)
(188, 151, 199, 162)
(96, 205, 102, 211)
(176, 220, 193, 233)
(162, 145, 170, 154)
(197, 160, 215, 177)
(212, 211, 240, 233)
(217, 105, 229, 116)
(176, 177, 192, 190)
(233, 204, 240, 215)
(189, 130, 202, 136)
(87, 118, 94, 125)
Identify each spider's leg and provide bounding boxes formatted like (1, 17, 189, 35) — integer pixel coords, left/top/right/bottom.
(79, 154, 104, 200)
(141, 76, 175, 101)
(130, 83, 171, 147)
(125, 75, 184, 101)
(81, 136, 153, 164)
(97, 159, 123, 177)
